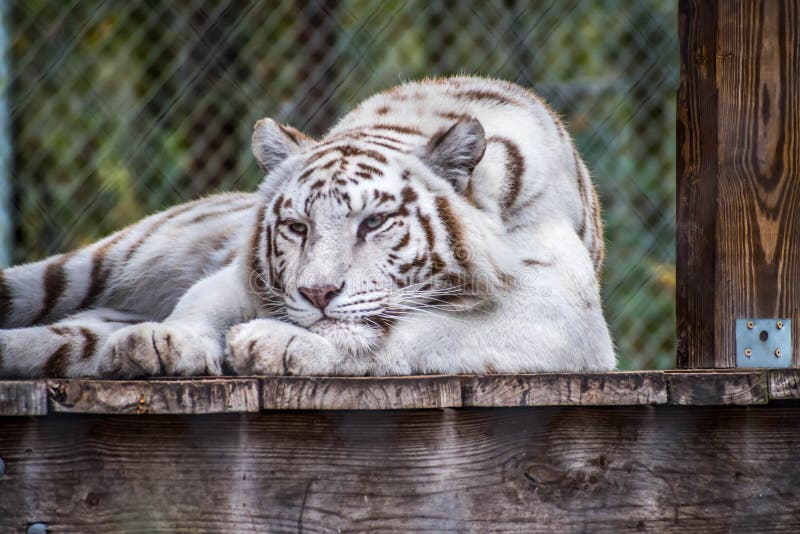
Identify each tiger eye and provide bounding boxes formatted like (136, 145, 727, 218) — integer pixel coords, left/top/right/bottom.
(363, 215, 385, 229)
(357, 214, 388, 238)
(288, 221, 307, 235)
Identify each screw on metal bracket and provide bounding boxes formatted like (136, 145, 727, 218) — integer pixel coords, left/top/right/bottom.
(736, 318, 792, 368)
(27, 524, 47, 534)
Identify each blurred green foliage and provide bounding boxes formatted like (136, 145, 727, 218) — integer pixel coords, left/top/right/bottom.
(7, 0, 677, 369)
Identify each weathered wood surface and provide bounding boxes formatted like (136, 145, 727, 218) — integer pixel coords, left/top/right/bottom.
(46, 379, 261, 414)
(1, 406, 799, 532)
(0, 380, 47, 416)
(768, 369, 800, 400)
(3, 371, 800, 414)
(677, 0, 800, 368)
(262, 376, 462, 410)
(665, 371, 769, 405)
(462, 372, 667, 407)
(676, 0, 721, 369)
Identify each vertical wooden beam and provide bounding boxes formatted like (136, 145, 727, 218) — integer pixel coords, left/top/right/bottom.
(677, 0, 720, 368)
(677, 0, 800, 368)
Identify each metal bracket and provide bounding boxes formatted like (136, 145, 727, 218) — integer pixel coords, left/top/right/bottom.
(736, 318, 792, 368)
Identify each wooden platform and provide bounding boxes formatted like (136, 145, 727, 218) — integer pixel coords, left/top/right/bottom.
(2, 369, 797, 416)
(2, 371, 800, 532)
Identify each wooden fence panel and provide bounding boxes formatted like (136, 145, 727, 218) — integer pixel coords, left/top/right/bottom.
(2, 407, 800, 532)
(677, 0, 800, 368)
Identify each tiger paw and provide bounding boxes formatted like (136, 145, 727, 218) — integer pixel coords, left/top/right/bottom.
(225, 319, 339, 376)
(100, 322, 223, 378)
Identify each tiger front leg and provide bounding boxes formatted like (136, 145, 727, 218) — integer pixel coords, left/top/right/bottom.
(226, 319, 352, 376)
(101, 263, 258, 378)
(101, 321, 225, 377)
(0, 309, 148, 378)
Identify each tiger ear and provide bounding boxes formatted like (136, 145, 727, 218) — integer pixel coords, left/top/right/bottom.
(420, 117, 486, 194)
(252, 118, 313, 172)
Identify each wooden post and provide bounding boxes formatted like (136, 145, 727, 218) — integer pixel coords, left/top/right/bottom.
(677, 0, 800, 368)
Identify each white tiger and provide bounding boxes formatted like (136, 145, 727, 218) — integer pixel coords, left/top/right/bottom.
(0, 76, 615, 378)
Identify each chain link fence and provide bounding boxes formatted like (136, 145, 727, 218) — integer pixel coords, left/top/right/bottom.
(4, 0, 678, 369)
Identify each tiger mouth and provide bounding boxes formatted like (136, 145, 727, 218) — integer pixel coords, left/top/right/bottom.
(312, 316, 392, 330)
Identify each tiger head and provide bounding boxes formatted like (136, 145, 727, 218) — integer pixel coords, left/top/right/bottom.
(247, 117, 508, 355)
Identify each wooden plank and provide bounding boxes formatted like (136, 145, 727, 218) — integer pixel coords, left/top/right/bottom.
(0, 380, 47, 416)
(768, 369, 800, 400)
(665, 371, 768, 405)
(715, 0, 800, 368)
(3, 372, 796, 414)
(462, 372, 667, 407)
(47, 379, 260, 414)
(677, 0, 800, 368)
(676, 0, 720, 368)
(0, 373, 791, 414)
(2, 407, 800, 532)
(261, 376, 462, 410)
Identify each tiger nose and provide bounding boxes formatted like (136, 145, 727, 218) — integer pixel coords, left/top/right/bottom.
(298, 284, 342, 311)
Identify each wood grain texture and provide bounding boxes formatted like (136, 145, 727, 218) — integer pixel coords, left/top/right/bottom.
(666, 371, 768, 404)
(677, 0, 800, 368)
(462, 372, 668, 407)
(46, 379, 261, 414)
(768, 369, 800, 399)
(0, 380, 47, 416)
(677, 0, 720, 368)
(2, 373, 792, 414)
(261, 376, 462, 409)
(715, 0, 800, 368)
(2, 407, 800, 532)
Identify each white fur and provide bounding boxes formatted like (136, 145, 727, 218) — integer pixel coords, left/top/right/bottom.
(0, 76, 614, 377)
(229, 76, 615, 374)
